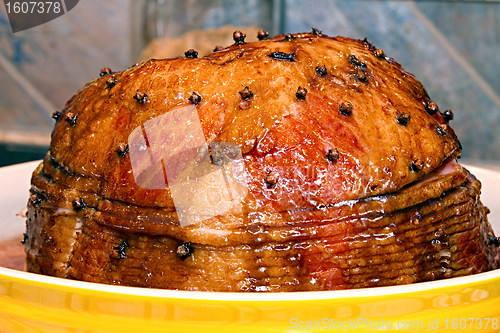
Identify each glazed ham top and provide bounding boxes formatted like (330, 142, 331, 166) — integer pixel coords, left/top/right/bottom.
(49, 32, 460, 216)
(26, 31, 499, 292)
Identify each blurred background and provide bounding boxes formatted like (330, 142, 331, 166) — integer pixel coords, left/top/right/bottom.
(0, 0, 499, 168)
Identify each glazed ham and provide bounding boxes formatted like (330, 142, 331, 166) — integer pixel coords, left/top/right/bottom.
(24, 31, 499, 291)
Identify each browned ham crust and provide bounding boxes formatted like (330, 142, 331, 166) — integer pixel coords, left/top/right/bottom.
(24, 31, 499, 291)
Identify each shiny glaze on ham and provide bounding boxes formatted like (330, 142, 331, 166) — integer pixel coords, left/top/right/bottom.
(25, 32, 498, 291)
(49, 33, 458, 211)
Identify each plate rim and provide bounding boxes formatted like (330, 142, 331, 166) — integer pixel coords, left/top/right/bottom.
(1, 264, 500, 302)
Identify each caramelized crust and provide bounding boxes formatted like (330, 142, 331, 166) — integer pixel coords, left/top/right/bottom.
(49, 33, 459, 211)
(25, 32, 498, 291)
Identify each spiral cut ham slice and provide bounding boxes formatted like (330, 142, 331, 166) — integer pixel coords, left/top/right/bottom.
(24, 31, 499, 291)
(25, 155, 498, 291)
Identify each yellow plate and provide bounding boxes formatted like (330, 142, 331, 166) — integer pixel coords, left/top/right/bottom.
(1, 161, 499, 333)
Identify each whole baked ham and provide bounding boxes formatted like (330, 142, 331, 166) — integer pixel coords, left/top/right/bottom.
(25, 30, 499, 291)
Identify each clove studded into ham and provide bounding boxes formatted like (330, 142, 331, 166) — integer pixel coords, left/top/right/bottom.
(24, 31, 499, 291)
